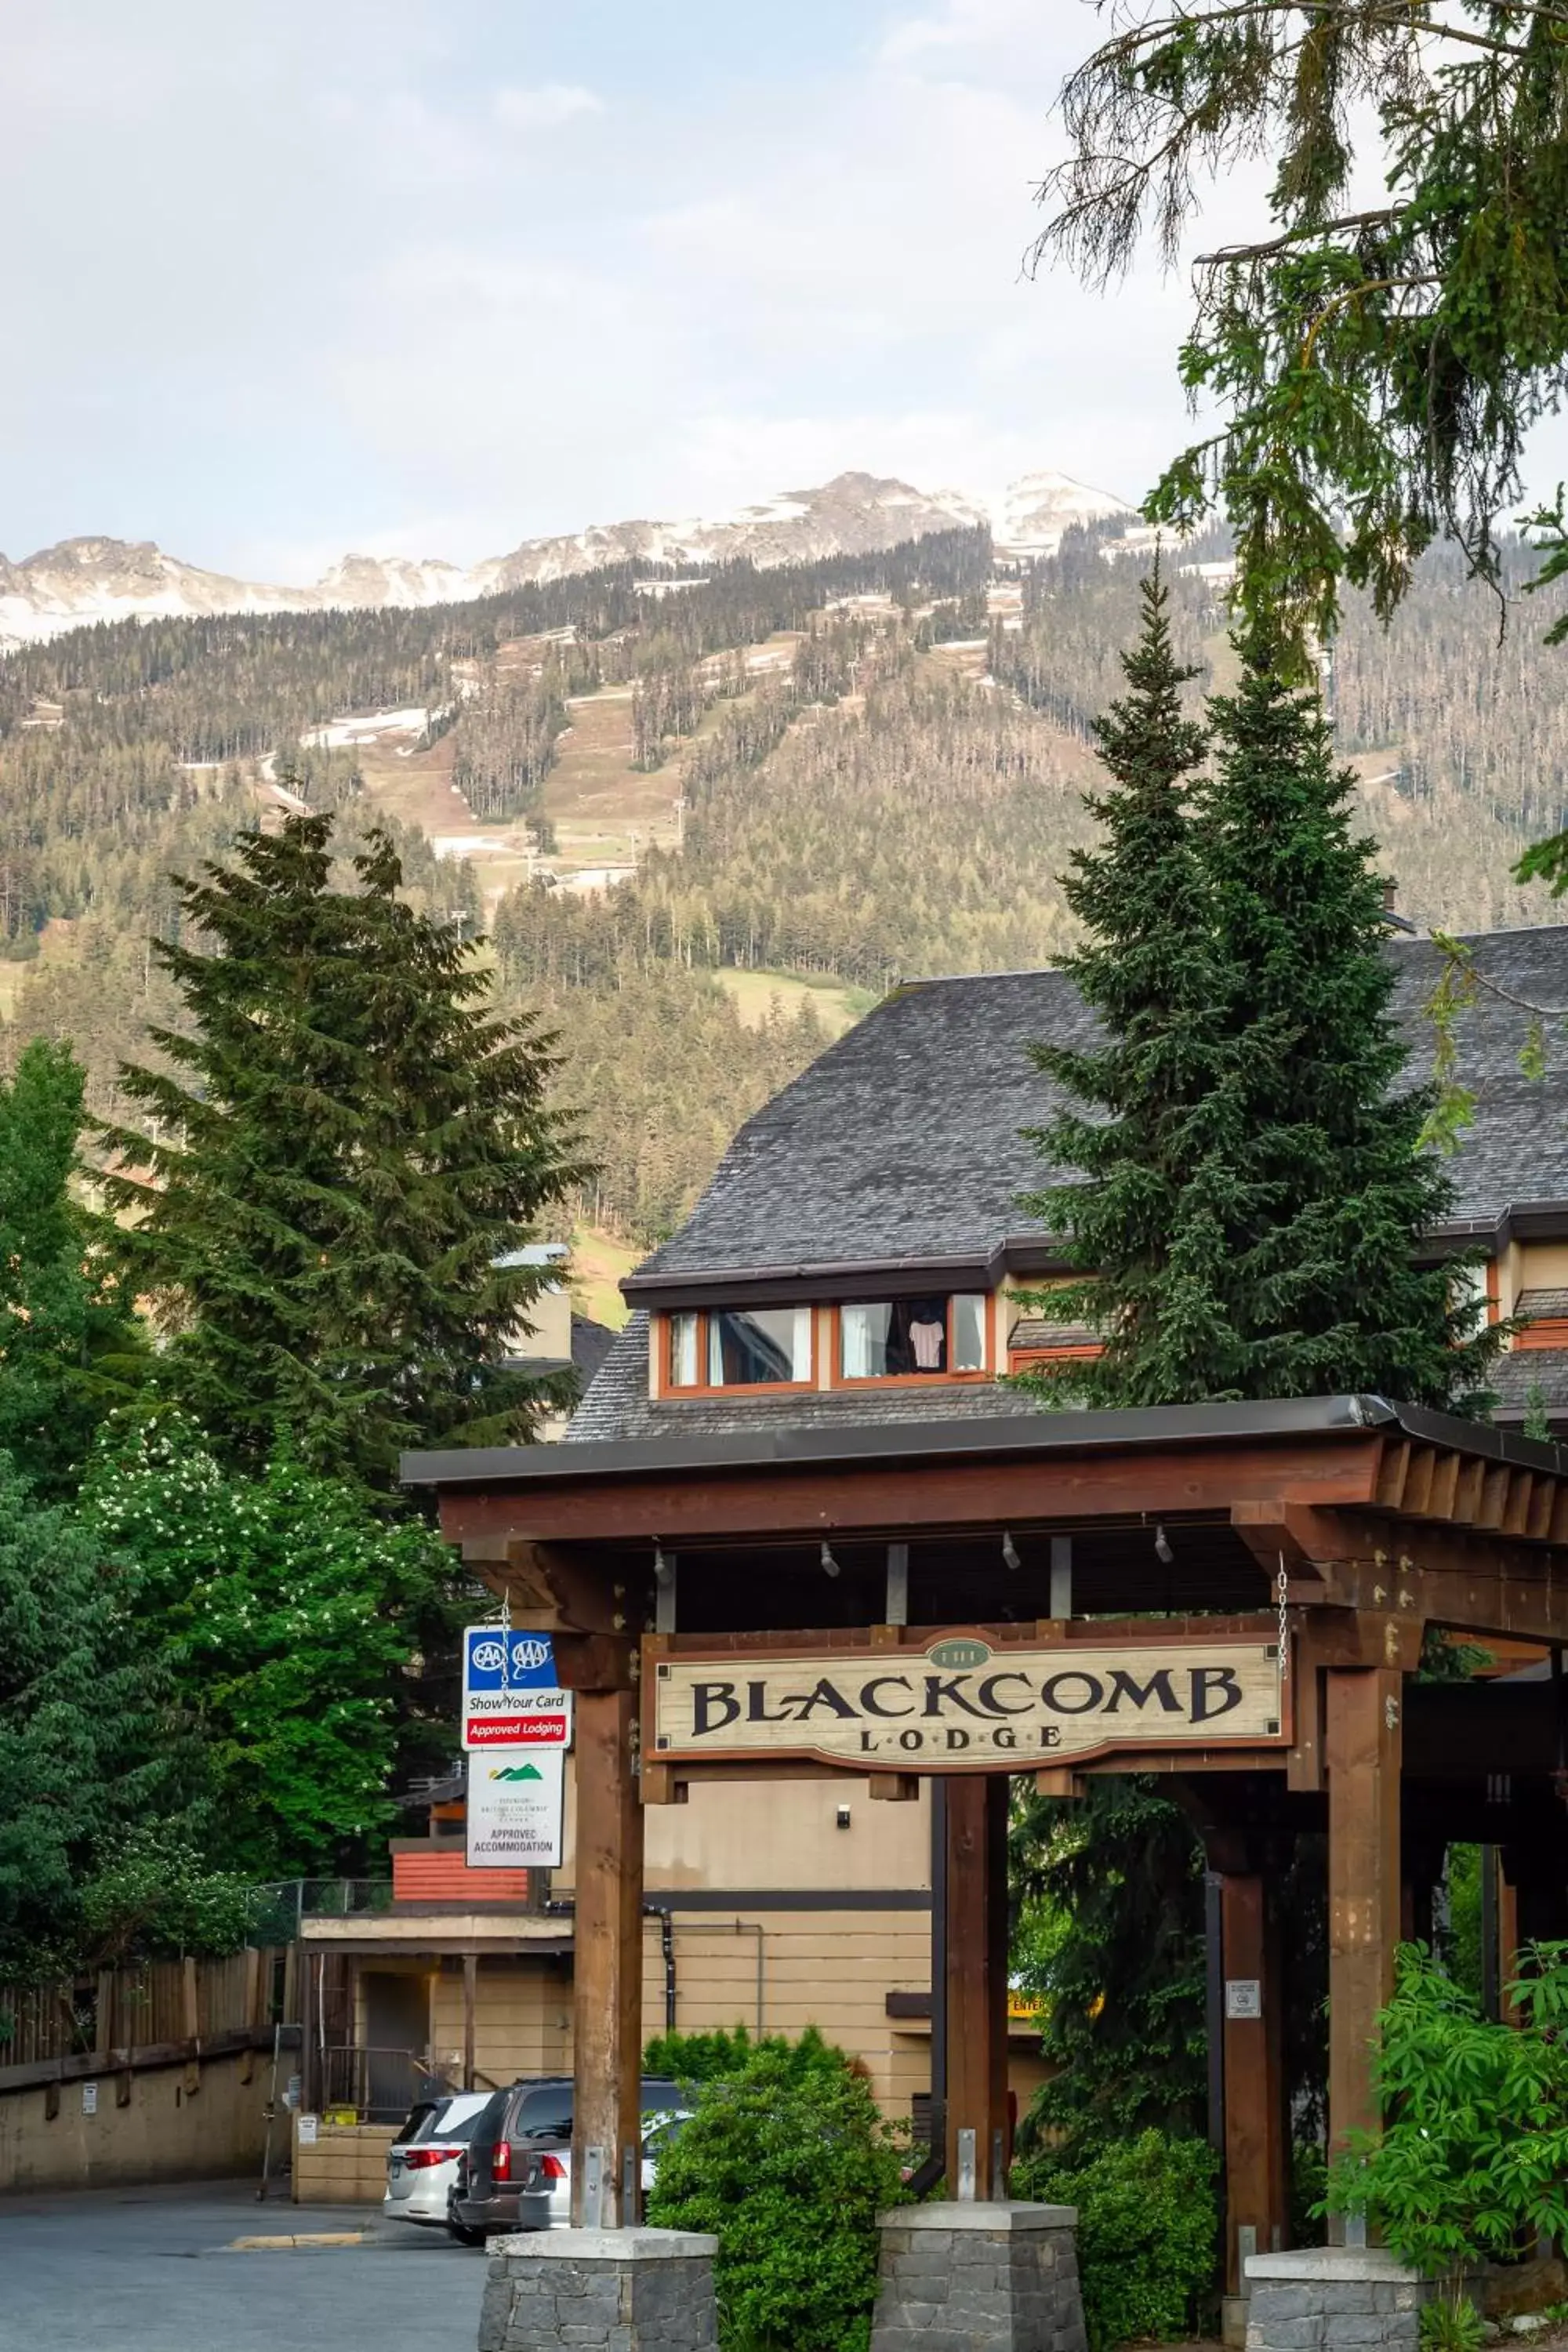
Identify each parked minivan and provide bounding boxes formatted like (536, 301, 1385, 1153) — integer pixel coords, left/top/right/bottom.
(384, 2090, 492, 2230)
(448, 2075, 684, 2243)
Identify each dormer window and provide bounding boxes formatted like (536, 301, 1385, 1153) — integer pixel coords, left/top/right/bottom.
(837, 1294, 988, 1381)
(666, 1306, 813, 1392)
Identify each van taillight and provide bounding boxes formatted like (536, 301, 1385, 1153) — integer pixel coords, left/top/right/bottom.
(541, 2155, 567, 2180)
(493, 2140, 511, 2181)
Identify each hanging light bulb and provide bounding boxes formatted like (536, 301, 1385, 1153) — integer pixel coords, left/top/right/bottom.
(821, 1540, 841, 1579)
(1154, 1523, 1174, 1566)
(1000, 1530, 1022, 1573)
(653, 1543, 673, 1588)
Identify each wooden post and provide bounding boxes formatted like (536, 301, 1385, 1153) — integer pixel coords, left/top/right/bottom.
(1326, 1667, 1402, 2169)
(463, 1953, 478, 2092)
(942, 1773, 1009, 2201)
(572, 1683, 645, 2227)
(1219, 1874, 1288, 2292)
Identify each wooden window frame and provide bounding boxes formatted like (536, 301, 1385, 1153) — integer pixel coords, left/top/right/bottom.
(659, 1306, 815, 1399)
(829, 1294, 993, 1389)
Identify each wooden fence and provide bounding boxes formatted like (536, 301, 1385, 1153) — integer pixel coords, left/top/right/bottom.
(0, 1948, 288, 2092)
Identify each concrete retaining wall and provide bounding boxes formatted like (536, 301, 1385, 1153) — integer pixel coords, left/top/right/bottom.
(0, 2046, 274, 2195)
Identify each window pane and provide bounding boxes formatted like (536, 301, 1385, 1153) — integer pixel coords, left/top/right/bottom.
(841, 1301, 892, 1378)
(708, 1308, 808, 1386)
(842, 1298, 954, 1377)
(792, 1306, 814, 1382)
(953, 1294, 987, 1371)
(670, 1313, 699, 1388)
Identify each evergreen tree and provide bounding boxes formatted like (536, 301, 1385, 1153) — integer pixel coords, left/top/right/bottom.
(1024, 601, 1503, 1410)
(100, 813, 585, 1488)
(0, 1037, 143, 1497)
(1015, 568, 1240, 1404)
(1010, 1779, 1208, 2153)
(1201, 623, 1500, 1405)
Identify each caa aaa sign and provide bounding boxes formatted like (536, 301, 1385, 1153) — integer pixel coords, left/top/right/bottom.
(649, 1632, 1286, 1772)
(463, 1628, 573, 1751)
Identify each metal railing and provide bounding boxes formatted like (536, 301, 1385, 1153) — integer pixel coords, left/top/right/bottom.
(249, 1881, 396, 1941)
(317, 2044, 450, 2125)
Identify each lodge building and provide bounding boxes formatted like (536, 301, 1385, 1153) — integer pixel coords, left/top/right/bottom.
(571, 927, 1568, 1446)
(404, 918, 1568, 2321)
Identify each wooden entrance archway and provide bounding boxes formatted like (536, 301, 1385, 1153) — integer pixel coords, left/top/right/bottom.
(407, 1396, 1568, 2273)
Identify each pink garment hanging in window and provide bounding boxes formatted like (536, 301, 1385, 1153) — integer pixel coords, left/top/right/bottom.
(909, 1315, 945, 1370)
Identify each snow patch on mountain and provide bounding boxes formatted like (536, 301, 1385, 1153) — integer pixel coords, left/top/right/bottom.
(0, 469, 1134, 648)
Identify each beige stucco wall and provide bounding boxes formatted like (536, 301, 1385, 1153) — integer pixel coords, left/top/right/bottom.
(641, 1906, 931, 2120)
(550, 1770, 931, 1898)
(0, 2050, 273, 2195)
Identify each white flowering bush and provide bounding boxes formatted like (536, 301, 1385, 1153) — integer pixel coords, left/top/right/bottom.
(82, 1414, 459, 1875)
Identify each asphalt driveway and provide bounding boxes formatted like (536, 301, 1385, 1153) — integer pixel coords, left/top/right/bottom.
(0, 2180, 486, 2351)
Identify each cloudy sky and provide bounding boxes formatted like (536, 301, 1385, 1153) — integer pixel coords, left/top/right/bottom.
(3, 1, 1276, 579)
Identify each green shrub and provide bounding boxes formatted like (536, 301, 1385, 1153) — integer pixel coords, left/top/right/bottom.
(646, 2030, 908, 2352)
(644, 2025, 779, 2083)
(1012, 2128, 1219, 2350)
(1326, 1942, 1568, 2274)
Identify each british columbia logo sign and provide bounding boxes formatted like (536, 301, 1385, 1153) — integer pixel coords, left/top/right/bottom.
(650, 1632, 1284, 1771)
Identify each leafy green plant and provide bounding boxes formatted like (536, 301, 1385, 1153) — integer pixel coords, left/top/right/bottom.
(646, 2031, 908, 2352)
(1420, 2293, 1486, 2352)
(1011, 2129, 1219, 2351)
(1326, 1944, 1568, 2274)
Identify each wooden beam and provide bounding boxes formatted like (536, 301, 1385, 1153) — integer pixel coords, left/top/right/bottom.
(1286, 1663, 1325, 1793)
(434, 1434, 1384, 1548)
(1296, 1552, 1568, 1646)
(1477, 1465, 1512, 1532)
(942, 1774, 1009, 2200)
(653, 1613, 1279, 1657)
(1402, 1448, 1436, 1517)
(1220, 1874, 1289, 2293)
(462, 1955, 477, 2092)
(1373, 1439, 1410, 1511)
(460, 1539, 630, 1635)
(1298, 1611, 1425, 1672)
(553, 1632, 637, 1692)
(571, 1686, 645, 2226)
(1427, 1451, 1461, 1523)
(1326, 1668, 1402, 2164)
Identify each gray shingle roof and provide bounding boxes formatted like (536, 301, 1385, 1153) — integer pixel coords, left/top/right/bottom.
(631, 928, 1568, 1285)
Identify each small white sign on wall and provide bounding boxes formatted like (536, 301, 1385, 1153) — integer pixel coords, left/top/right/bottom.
(81, 2082, 98, 2118)
(297, 2112, 319, 2146)
(1225, 1978, 1263, 2020)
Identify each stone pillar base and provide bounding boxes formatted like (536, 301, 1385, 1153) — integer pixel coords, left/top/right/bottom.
(1246, 2246, 1427, 2352)
(870, 2201, 1086, 2352)
(478, 2227, 719, 2352)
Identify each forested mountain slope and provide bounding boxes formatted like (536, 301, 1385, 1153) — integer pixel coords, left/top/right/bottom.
(2, 522, 1564, 1262)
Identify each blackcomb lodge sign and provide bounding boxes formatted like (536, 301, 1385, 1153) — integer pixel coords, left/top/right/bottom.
(650, 1632, 1287, 1772)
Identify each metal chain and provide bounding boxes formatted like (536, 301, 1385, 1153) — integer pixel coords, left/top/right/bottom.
(1276, 1553, 1290, 1681)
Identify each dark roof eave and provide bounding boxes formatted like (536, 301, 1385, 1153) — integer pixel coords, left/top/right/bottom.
(622, 1235, 1078, 1308)
(624, 1205, 1568, 1306)
(403, 1392, 1419, 1494)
